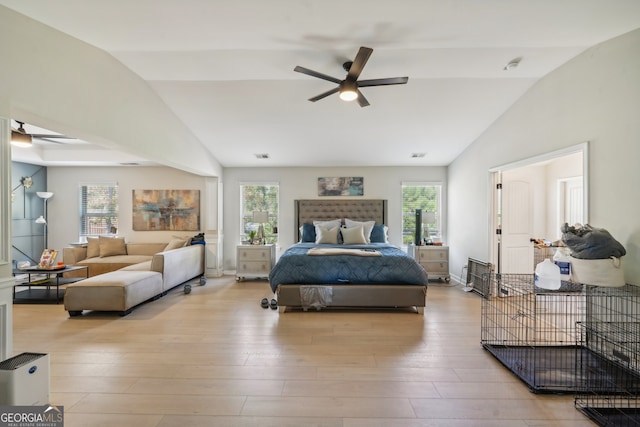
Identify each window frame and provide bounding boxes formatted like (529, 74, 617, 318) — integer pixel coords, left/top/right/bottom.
(79, 182, 119, 239)
(239, 182, 279, 244)
(401, 182, 443, 245)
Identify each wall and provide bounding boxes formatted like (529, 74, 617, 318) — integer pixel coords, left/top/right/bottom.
(448, 28, 640, 285)
(11, 162, 48, 265)
(47, 166, 208, 256)
(222, 166, 447, 272)
(0, 6, 221, 178)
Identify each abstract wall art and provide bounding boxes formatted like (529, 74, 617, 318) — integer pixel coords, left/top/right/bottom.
(132, 189, 200, 231)
(317, 177, 364, 196)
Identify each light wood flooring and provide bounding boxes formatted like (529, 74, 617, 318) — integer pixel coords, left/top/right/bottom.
(12, 277, 596, 427)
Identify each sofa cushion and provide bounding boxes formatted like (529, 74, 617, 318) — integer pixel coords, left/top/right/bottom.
(78, 255, 153, 277)
(99, 236, 127, 257)
(64, 270, 163, 314)
(164, 238, 187, 251)
(120, 260, 152, 271)
(86, 237, 100, 258)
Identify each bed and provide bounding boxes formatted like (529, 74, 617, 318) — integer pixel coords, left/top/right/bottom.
(270, 199, 428, 313)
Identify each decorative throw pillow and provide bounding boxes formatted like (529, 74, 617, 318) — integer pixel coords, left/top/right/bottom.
(86, 237, 100, 258)
(341, 225, 367, 245)
(344, 219, 376, 243)
(99, 236, 127, 257)
(370, 224, 389, 243)
(164, 238, 187, 251)
(315, 226, 340, 244)
(314, 219, 342, 243)
(300, 223, 316, 243)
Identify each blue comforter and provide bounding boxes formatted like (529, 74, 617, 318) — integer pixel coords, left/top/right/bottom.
(269, 243, 428, 292)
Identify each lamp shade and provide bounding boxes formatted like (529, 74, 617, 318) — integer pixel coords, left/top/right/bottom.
(252, 211, 269, 224)
(35, 216, 47, 224)
(36, 191, 54, 199)
(423, 212, 436, 225)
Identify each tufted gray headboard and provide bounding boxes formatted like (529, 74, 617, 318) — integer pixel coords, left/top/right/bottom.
(294, 199, 387, 239)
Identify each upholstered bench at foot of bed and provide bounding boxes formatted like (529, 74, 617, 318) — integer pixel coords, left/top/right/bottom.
(276, 284, 427, 314)
(64, 270, 163, 316)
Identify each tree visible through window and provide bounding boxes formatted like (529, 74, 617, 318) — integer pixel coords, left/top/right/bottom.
(402, 183, 442, 244)
(240, 183, 278, 244)
(80, 184, 118, 238)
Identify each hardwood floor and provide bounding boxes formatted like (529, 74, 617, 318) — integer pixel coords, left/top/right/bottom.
(12, 277, 596, 427)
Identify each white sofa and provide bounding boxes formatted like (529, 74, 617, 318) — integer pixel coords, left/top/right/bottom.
(63, 240, 205, 316)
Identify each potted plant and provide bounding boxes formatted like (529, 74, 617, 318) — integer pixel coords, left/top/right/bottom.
(248, 230, 256, 244)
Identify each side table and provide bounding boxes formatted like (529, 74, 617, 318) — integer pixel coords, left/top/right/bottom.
(12, 265, 89, 304)
(236, 244, 276, 281)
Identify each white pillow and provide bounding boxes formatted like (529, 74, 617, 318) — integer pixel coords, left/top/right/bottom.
(344, 219, 375, 243)
(341, 225, 367, 245)
(315, 226, 340, 244)
(313, 219, 342, 239)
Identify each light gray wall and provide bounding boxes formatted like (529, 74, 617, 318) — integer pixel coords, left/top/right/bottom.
(47, 167, 208, 256)
(222, 166, 447, 271)
(0, 6, 221, 177)
(448, 28, 640, 285)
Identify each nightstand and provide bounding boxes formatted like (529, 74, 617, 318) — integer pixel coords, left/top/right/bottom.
(236, 244, 276, 281)
(414, 245, 450, 282)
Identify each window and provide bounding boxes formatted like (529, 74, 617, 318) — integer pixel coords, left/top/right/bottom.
(240, 183, 279, 244)
(402, 183, 442, 244)
(80, 184, 118, 238)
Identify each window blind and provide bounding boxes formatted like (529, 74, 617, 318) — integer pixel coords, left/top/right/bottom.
(80, 184, 119, 236)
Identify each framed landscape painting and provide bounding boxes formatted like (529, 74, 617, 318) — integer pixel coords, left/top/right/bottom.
(132, 189, 200, 231)
(317, 177, 364, 196)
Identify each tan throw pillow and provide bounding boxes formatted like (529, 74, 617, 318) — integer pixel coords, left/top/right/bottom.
(99, 236, 127, 257)
(86, 237, 100, 258)
(164, 238, 187, 251)
(344, 219, 376, 243)
(315, 226, 339, 244)
(341, 225, 367, 245)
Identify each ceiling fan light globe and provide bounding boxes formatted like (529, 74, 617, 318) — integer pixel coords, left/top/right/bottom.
(10, 130, 32, 147)
(339, 90, 358, 101)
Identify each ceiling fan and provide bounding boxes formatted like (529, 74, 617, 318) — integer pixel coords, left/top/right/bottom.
(294, 46, 409, 107)
(12, 120, 75, 146)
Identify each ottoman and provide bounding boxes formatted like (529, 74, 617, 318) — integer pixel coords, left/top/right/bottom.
(64, 270, 163, 316)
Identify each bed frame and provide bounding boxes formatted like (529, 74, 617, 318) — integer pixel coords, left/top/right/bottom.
(275, 199, 427, 314)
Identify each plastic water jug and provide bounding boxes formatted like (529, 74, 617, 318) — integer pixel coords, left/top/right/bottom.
(535, 258, 561, 290)
(553, 247, 572, 281)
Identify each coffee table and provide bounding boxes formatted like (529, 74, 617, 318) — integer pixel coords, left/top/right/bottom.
(12, 265, 89, 304)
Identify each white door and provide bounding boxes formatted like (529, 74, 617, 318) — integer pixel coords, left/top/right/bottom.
(500, 172, 535, 274)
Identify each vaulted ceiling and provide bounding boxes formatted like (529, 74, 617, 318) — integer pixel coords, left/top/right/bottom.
(4, 0, 640, 168)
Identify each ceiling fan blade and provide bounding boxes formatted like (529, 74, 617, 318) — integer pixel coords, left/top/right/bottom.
(294, 66, 342, 84)
(356, 90, 370, 108)
(34, 137, 66, 144)
(30, 134, 73, 139)
(358, 76, 409, 87)
(309, 87, 340, 102)
(346, 47, 373, 81)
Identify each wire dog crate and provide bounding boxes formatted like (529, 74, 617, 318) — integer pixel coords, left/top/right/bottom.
(465, 258, 493, 297)
(481, 273, 587, 392)
(575, 284, 640, 426)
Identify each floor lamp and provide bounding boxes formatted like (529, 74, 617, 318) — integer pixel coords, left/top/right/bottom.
(36, 191, 54, 249)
